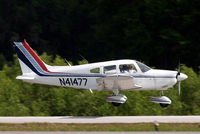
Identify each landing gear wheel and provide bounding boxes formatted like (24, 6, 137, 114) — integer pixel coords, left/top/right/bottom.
(160, 103, 169, 108)
(112, 102, 121, 106)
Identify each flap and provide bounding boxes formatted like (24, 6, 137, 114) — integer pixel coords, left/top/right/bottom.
(96, 74, 142, 91)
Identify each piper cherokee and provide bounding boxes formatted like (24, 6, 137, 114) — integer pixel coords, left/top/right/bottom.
(13, 40, 188, 107)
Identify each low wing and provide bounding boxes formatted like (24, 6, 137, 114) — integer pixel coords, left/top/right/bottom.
(96, 74, 142, 91)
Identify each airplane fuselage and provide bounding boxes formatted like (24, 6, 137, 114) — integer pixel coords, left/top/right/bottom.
(18, 59, 181, 91)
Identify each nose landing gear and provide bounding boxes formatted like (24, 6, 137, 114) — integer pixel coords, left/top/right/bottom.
(149, 91, 172, 108)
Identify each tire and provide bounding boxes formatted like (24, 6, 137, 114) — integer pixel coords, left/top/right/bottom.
(112, 102, 121, 106)
(160, 103, 169, 107)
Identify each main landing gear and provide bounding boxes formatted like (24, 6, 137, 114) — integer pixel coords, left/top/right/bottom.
(149, 91, 172, 108)
(105, 90, 127, 106)
(106, 90, 172, 107)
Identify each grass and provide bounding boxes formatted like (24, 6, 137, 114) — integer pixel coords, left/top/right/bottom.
(0, 123, 199, 131)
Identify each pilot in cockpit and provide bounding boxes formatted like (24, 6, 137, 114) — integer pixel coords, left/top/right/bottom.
(129, 65, 136, 73)
(121, 64, 136, 73)
(121, 65, 128, 73)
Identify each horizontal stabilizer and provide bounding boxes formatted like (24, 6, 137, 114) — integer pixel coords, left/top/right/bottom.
(16, 76, 35, 80)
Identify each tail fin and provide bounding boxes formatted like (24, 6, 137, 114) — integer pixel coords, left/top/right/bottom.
(18, 57, 34, 75)
(13, 39, 50, 76)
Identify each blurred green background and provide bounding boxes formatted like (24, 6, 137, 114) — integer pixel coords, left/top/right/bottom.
(0, 0, 200, 115)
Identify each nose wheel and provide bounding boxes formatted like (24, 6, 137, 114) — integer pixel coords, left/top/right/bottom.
(160, 103, 169, 107)
(112, 102, 121, 106)
(149, 91, 171, 108)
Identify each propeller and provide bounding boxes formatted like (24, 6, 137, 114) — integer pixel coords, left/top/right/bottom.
(176, 61, 181, 96)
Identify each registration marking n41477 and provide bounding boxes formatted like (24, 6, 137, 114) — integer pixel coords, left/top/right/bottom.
(59, 78, 87, 86)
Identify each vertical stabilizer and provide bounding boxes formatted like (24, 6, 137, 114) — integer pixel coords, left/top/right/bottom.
(13, 39, 50, 76)
(18, 59, 34, 75)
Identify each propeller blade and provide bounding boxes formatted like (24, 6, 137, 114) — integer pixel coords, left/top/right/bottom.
(178, 60, 181, 73)
(176, 61, 181, 79)
(178, 81, 181, 96)
(176, 60, 181, 96)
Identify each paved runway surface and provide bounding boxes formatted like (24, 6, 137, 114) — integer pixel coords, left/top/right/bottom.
(0, 132, 199, 134)
(0, 116, 200, 124)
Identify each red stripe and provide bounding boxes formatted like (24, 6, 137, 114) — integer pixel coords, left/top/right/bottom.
(22, 39, 50, 73)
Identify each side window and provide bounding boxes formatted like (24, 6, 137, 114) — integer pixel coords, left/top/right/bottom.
(90, 67, 100, 73)
(119, 64, 137, 73)
(104, 65, 116, 74)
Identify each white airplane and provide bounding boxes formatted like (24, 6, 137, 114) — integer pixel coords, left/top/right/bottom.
(13, 40, 188, 107)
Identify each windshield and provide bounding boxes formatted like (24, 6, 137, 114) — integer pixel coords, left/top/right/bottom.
(136, 61, 151, 72)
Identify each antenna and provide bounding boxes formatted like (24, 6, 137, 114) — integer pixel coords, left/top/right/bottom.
(64, 58, 71, 66)
(79, 54, 89, 63)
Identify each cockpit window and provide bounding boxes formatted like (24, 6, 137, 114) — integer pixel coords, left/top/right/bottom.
(136, 61, 151, 72)
(119, 64, 137, 73)
(104, 65, 116, 74)
(90, 67, 100, 73)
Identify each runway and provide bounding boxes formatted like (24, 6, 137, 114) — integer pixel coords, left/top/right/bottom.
(0, 132, 199, 134)
(0, 116, 199, 124)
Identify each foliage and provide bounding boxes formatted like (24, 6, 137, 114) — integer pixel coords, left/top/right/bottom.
(0, 53, 199, 116)
(0, 0, 199, 71)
